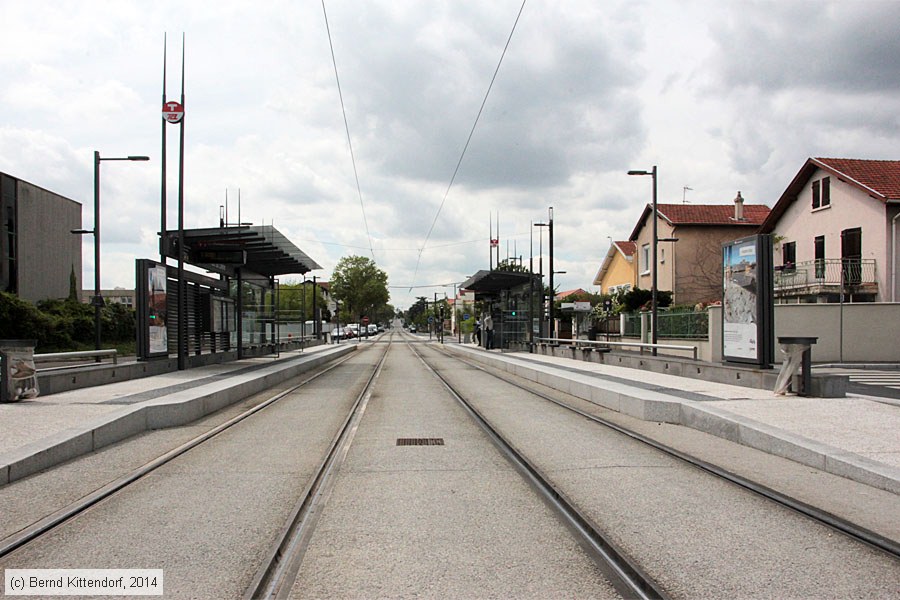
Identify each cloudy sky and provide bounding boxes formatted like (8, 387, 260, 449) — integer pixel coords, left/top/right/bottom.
(3, 0, 899, 309)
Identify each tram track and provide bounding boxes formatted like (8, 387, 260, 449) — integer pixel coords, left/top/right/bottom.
(245, 335, 392, 599)
(0, 338, 382, 563)
(2, 331, 895, 598)
(427, 343, 900, 561)
(408, 339, 667, 600)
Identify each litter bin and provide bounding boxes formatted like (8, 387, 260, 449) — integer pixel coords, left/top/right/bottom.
(0, 339, 39, 403)
(774, 336, 817, 396)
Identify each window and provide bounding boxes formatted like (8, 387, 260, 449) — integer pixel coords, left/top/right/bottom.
(821, 177, 830, 207)
(814, 235, 825, 279)
(812, 180, 821, 209)
(782, 241, 796, 270)
(841, 227, 862, 285)
(640, 243, 650, 274)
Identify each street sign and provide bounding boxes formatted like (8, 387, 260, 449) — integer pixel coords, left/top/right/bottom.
(362, 316, 370, 325)
(463, 313, 470, 321)
(428, 316, 434, 323)
(189, 247, 246, 264)
(163, 101, 184, 123)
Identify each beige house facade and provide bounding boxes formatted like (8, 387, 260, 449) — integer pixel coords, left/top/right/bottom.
(592, 241, 636, 295)
(760, 157, 900, 303)
(628, 196, 770, 305)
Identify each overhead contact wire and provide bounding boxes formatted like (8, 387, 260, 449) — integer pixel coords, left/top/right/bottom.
(410, 0, 527, 288)
(322, 0, 376, 260)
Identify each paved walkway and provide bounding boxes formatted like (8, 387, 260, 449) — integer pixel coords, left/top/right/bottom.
(2, 339, 899, 497)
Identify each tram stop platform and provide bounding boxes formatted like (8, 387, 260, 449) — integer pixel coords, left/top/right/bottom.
(0, 343, 356, 486)
(444, 343, 900, 496)
(1, 337, 898, 500)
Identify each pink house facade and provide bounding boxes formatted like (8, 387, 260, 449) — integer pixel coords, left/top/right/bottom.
(760, 158, 900, 303)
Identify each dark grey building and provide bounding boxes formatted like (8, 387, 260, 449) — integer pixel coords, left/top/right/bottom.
(1, 173, 82, 302)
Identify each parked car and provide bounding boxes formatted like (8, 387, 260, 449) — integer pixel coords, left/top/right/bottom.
(367, 324, 378, 336)
(409, 324, 417, 333)
(332, 326, 354, 340)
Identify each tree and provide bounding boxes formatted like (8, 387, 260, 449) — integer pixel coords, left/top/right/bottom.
(495, 258, 529, 273)
(404, 297, 428, 328)
(330, 256, 389, 322)
(277, 281, 327, 322)
(677, 237, 727, 304)
(68, 265, 79, 303)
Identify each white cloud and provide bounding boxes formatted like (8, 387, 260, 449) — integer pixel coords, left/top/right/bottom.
(2, 0, 899, 308)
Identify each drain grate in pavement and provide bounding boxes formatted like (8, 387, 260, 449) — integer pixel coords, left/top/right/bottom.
(396, 438, 445, 446)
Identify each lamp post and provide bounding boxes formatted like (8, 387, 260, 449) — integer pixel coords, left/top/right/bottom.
(73, 151, 149, 351)
(534, 221, 548, 339)
(547, 207, 555, 339)
(628, 166, 658, 355)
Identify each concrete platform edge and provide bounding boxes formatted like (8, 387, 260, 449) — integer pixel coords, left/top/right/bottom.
(0, 345, 355, 487)
(444, 344, 900, 495)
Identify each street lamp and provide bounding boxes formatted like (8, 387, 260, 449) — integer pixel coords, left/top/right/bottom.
(532, 208, 557, 338)
(73, 151, 149, 351)
(628, 166, 658, 355)
(534, 221, 549, 339)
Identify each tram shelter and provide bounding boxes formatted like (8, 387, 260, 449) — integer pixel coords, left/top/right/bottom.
(460, 269, 540, 350)
(136, 224, 321, 366)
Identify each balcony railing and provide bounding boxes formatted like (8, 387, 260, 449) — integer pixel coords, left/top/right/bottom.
(774, 258, 876, 292)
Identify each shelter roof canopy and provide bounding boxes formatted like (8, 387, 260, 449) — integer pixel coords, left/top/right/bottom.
(162, 225, 321, 277)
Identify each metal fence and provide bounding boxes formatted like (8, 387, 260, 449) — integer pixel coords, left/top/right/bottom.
(657, 309, 709, 339)
(622, 312, 641, 336)
(622, 308, 709, 339)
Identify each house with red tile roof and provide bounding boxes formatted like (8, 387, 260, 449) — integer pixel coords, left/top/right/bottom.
(759, 157, 900, 303)
(554, 288, 589, 301)
(592, 241, 636, 295)
(628, 194, 770, 305)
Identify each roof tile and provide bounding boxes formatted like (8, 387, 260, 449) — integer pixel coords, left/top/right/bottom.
(815, 158, 900, 199)
(656, 204, 770, 225)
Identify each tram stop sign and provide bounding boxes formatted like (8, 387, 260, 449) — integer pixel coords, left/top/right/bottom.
(162, 101, 184, 123)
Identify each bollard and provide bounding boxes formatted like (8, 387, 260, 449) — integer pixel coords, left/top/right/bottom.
(774, 336, 818, 396)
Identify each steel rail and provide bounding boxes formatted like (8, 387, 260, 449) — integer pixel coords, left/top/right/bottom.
(438, 345, 900, 560)
(0, 346, 364, 560)
(409, 341, 668, 600)
(244, 333, 393, 600)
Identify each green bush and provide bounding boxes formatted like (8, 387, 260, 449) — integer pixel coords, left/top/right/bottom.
(0, 292, 65, 349)
(0, 292, 135, 352)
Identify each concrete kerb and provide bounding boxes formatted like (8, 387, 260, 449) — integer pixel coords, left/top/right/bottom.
(444, 345, 900, 495)
(0, 345, 356, 487)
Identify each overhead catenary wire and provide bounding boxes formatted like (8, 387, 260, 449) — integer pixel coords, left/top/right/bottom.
(294, 231, 534, 253)
(410, 0, 527, 287)
(321, 0, 376, 261)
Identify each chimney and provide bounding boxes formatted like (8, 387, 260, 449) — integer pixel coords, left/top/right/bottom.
(734, 191, 744, 221)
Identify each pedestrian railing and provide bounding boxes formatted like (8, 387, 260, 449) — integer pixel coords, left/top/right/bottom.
(34, 349, 118, 370)
(536, 337, 698, 360)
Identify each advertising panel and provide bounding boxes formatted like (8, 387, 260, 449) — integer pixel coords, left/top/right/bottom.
(148, 264, 168, 355)
(137, 259, 169, 360)
(722, 235, 774, 367)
